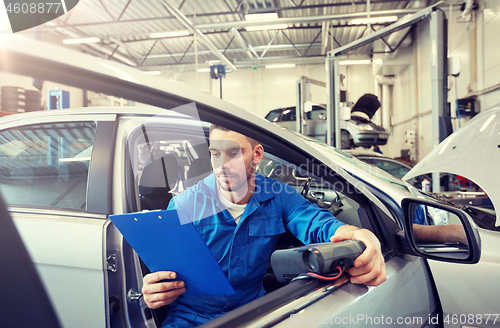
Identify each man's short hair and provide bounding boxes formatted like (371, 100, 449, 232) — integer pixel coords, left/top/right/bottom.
(209, 124, 260, 149)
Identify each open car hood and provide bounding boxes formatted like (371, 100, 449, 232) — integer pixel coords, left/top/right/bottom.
(403, 104, 500, 227)
(351, 93, 381, 119)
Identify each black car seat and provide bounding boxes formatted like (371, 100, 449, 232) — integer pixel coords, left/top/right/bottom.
(139, 155, 178, 210)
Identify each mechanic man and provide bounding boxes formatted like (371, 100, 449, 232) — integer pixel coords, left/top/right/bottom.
(142, 125, 387, 327)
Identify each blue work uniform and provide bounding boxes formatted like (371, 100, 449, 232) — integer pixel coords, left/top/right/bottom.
(162, 173, 344, 327)
(414, 205, 428, 225)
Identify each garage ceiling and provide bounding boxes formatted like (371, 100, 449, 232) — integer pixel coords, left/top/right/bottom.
(36, 0, 437, 72)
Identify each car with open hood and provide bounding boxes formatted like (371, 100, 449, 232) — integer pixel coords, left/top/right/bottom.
(264, 94, 389, 149)
(0, 34, 483, 328)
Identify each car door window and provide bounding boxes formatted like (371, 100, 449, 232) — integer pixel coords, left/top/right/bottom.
(257, 152, 370, 230)
(125, 121, 212, 211)
(265, 109, 282, 122)
(281, 108, 296, 121)
(0, 122, 96, 210)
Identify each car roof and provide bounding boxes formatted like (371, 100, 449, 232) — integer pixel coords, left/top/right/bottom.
(266, 104, 326, 113)
(0, 106, 191, 125)
(343, 149, 388, 158)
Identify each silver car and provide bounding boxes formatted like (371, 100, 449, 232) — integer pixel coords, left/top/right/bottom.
(0, 35, 483, 328)
(264, 104, 389, 149)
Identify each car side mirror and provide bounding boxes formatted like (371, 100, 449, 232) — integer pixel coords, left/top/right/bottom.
(400, 198, 481, 264)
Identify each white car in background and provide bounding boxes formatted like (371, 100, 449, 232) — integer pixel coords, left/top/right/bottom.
(264, 100, 389, 149)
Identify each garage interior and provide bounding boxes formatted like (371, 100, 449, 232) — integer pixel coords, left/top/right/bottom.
(2, 2, 500, 328)
(0, 0, 498, 185)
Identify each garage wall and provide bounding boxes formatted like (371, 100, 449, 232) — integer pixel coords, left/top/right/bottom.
(172, 63, 373, 119)
(345, 64, 376, 107)
(0, 72, 84, 111)
(477, 0, 500, 109)
(379, 19, 433, 161)
(386, 1, 500, 162)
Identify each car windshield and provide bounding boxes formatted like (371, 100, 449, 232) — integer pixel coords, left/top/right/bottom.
(265, 110, 281, 122)
(368, 158, 411, 179)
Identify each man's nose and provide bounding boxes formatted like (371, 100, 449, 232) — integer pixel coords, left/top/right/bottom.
(221, 154, 235, 169)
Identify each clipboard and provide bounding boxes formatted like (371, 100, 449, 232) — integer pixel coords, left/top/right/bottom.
(109, 209, 235, 295)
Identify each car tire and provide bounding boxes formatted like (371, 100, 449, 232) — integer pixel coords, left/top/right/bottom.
(1, 94, 26, 102)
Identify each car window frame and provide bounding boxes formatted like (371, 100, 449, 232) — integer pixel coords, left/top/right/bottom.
(0, 111, 118, 213)
(0, 117, 97, 212)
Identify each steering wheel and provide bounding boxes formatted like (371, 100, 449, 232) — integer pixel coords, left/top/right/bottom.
(300, 177, 313, 197)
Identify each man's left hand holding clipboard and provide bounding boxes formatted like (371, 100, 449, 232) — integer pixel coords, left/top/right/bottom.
(109, 209, 235, 308)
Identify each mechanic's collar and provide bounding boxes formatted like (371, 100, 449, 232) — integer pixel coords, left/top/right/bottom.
(201, 173, 275, 204)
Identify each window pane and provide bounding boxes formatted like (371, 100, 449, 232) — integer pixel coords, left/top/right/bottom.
(0, 122, 96, 210)
(281, 108, 296, 121)
(256, 152, 365, 229)
(265, 110, 281, 122)
(126, 122, 212, 211)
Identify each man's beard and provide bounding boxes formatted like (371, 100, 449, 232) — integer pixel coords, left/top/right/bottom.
(216, 156, 254, 192)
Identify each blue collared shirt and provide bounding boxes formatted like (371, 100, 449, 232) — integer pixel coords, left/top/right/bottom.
(162, 173, 344, 327)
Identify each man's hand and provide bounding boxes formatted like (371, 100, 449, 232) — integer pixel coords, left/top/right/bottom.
(142, 271, 186, 309)
(330, 225, 386, 286)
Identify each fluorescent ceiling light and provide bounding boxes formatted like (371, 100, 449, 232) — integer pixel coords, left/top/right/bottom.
(63, 37, 100, 44)
(265, 63, 296, 69)
(338, 59, 371, 66)
(246, 24, 288, 31)
(198, 68, 211, 72)
(142, 71, 161, 75)
(150, 30, 190, 38)
(208, 60, 221, 66)
(351, 16, 398, 25)
(245, 13, 279, 21)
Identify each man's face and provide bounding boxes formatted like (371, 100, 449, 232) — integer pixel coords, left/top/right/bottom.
(209, 129, 256, 193)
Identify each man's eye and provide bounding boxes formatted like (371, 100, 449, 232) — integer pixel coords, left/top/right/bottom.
(211, 152, 220, 158)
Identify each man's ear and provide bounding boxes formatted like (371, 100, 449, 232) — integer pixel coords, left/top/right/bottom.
(253, 144, 264, 164)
